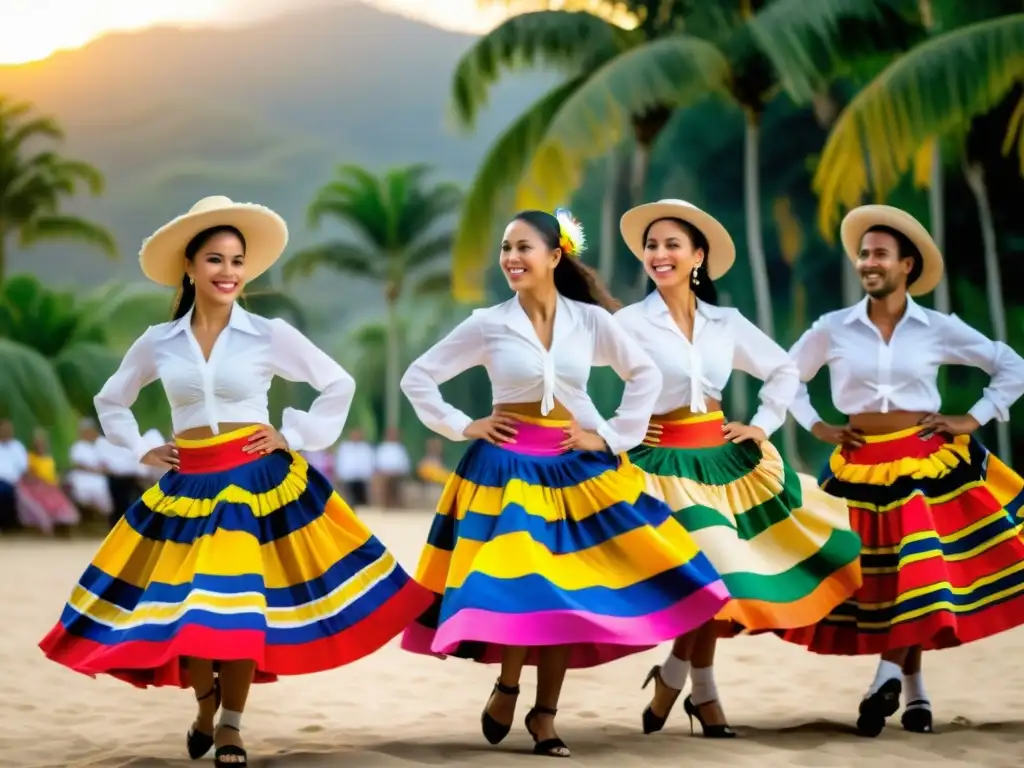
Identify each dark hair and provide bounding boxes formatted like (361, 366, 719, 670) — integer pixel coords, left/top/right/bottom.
(510, 210, 621, 312)
(171, 225, 247, 320)
(863, 224, 922, 288)
(641, 217, 718, 305)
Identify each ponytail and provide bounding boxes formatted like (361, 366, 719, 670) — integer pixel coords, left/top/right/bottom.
(169, 224, 246, 320)
(172, 274, 196, 320)
(511, 210, 622, 312)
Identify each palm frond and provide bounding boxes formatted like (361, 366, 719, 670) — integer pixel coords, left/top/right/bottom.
(281, 242, 381, 282)
(307, 165, 391, 248)
(409, 265, 452, 298)
(51, 341, 123, 417)
(747, 0, 922, 104)
(18, 214, 118, 256)
(240, 290, 309, 329)
(451, 10, 631, 127)
(813, 13, 1024, 239)
(451, 78, 585, 302)
(404, 231, 455, 272)
(0, 338, 75, 440)
(515, 34, 732, 210)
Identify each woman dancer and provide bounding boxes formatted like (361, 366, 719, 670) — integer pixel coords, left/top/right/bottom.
(39, 196, 432, 765)
(782, 204, 1024, 736)
(400, 209, 729, 758)
(616, 199, 862, 737)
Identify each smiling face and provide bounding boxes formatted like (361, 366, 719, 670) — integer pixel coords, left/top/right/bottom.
(857, 229, 913, 298)
(642, 218, 704, 288)
(500, 218, 561, 293)
(186, 229, 246, 309)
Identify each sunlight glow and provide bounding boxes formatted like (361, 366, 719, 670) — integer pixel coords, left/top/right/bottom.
(0, 0, 513, 66)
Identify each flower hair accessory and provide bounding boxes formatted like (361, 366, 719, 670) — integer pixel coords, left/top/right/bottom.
(555, 207, 586, 258)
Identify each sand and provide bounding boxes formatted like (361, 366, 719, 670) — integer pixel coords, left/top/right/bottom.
(3, 509, 1022, 767)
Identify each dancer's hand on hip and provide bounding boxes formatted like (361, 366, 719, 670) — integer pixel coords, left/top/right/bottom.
(243, 426, 289, 455)
(918, 413, 980, 438)
(811, 422, 865, 450)
(560, 422, 607, 452)
(464, 412, 518, 445)
(721, 422, 767, 444)
(142, 442, 179, 470)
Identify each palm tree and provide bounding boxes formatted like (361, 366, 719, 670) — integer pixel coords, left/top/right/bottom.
(283, 164, 461, 432)
(812, 12, 1024, 461)
(0, 97, 117, 285)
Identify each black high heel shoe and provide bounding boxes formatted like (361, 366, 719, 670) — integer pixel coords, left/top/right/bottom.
(901, 701, 933, 733)
(856, 678, 901, 737)
(213, 725, 247, 766)
(481, 679, 520, 745)
(186, 679, 221, 759)
(525, 706, 570, 757)
(683, 695, 736, 738)
(641, 665, 682, 734)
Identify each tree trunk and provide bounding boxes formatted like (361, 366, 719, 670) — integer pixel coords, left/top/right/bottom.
(720, 291, 750, 423)
(384, 296, 402, 431)
(963, 160, 1012, 463)
(743, 112, 801, 462)
(929, 143, 950, 314)
(630, 143, 653, 300)
(0, 231, 6, 286)
(599, 149, 628, 285)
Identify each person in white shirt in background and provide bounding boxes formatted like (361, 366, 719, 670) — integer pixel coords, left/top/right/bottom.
(66, 419, 114, 519)
(374, 426, 410, 509)
(39, 196, 431, 766)
(780, 205, 1024, 738)
(334, 427, 375, 506)
(0, 419, 27, 531)
(615, 200, 861, 739)
(95, 430, 145, 529)
(398, 208, 729, 759)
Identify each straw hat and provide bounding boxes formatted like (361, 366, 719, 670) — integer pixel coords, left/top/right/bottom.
(840, 204, 943, 297)
(139, 196, 289, 287)
(619, 199, 735, 279)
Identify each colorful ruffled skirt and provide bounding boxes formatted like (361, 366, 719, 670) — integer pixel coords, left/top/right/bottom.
(630, 412, 862, 631)
(401, 415, 730, 668)
(39, 426, 433, 688)
(781, 427, 1024, 655)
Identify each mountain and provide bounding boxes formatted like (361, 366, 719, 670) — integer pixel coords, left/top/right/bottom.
(1, 2, 553, 325)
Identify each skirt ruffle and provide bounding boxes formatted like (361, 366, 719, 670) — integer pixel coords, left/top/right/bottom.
(39, 427, 432, 688)
(630, 414, 862, 632)
(780, 427, 1024, 655)
(401, 424, 729, 669)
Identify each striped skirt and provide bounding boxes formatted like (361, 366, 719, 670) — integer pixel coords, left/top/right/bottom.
(629, 412, 862, 631)
(781, 427, 1024, 655)
(39, 426, 433, 688)
(401, 415, 729, 668)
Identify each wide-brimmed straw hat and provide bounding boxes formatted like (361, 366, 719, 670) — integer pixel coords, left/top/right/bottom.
(619, 199, 735, 279)
(840, 204, 943, 297)
(139, 195, 289, 287)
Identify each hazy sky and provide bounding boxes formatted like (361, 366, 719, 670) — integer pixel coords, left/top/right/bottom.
(0, 0, 509, 65)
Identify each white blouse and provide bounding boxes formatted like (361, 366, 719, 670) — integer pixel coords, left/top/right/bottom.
(615, 292, 799, 437)
(399, 294, 663, 456)
(94, 303, 356, 461)
(788, 296, 1024, 430)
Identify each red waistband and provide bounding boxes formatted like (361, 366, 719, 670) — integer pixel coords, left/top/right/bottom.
(644, 415, 726, 449)
(176, 434, 263, 474)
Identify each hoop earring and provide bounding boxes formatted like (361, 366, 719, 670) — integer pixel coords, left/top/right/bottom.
(691, 265, 700, 285)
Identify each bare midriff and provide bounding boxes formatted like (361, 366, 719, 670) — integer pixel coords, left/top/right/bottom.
(175, 422, 264, 441)
(847, 411, 929, 435)
(653, 400, 723, 421)
(494, 401, 574, 420)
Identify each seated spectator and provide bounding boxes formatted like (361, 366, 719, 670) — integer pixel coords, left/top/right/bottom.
(335, 428, 375, 507)
(20, 428, 80, 532)
(66, 419, 113, 519)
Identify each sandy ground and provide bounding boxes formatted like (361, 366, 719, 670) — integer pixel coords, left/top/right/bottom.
(3, 509, 1023, 767)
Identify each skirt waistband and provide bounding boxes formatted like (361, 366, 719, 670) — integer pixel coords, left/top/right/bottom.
(646, 411, 725, 449)
(175, 425, 267, 474)
(498, 415, 572, 457)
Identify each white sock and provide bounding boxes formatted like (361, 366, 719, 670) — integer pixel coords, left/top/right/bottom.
(660, 653, 690, 691)
(903, 672, 930, 710)
(217, 709, 242, 731)
(866, 660, 902, 697)
(690, 665, 718, 706)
